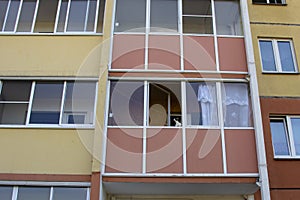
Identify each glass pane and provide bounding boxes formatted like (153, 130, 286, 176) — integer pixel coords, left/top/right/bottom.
(0, 186, 13, 200)
(114, 0, 146, 32)
(17, 187, 50, 200)
(34, 0, 58, 33)
(16, 0, 36, 32)
(186, 82, 218, 126)
(67, 0, 88, 31)
(4, 0, 20, 32)
(30, 82, 63, 124)
(109, 81, 144, 126)
(149, 82, 181, 126)
(291, 118, 300, 155)
(215, 0, 243, 36)
(0, 103, 28, 124)
(270, 119, 290, 156)
(96, 0, 105, 33)
(56, 0, 68, 32)
(52, 187, 88, 200)
(278, 41, 296, 72)
(222, 83, 250, 127)
(150, 0, 178, 32)
(259, 41, 276, 71)
(0, 0, 9, 31)
(183, 0, 211, 15)
(62, 81, 96, 124)
(86, 0, 97, 32)
(0, 81, 31, 101)
(183, 16, 212, 34)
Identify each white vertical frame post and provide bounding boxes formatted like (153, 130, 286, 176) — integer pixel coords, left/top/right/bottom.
(14, 0, 23, 33)
(287, 116, 296, 157)
(211, 0, 220, 71)
(54, 0, 62, 33)
(59, 81, 67, 125)
(12, 186, 18, 200)
(178, 0, 184, 71)
(145, 0, 150, 70)
(181, 81, 187, 174)
(92, 81, 99, 126)
(25, 81, 36, 125)
(94, 0, 100, 33)
(142, 81, 148, 173)
(64, 0, 71, 32)
(84, 0, 91, 31)
(216, 81, 227, 174)
(31, 0, 39, 33)
(108, 0, 117, 69)
(240, 0, 271, 199)
(49, 187, 54, 200)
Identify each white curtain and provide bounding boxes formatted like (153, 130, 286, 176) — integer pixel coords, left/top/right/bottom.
(197, 83, 218, 126)
(222, 83, 249, 127)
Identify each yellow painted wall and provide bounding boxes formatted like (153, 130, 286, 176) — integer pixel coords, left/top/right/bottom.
(0, 129, 94, 174)
(248, 0, 300, 97)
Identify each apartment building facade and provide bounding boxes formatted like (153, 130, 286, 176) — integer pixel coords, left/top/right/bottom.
(249, 0, 300, 199)
(0, 0, 274, 200)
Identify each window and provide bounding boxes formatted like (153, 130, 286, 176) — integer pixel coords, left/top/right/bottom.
(114, 0, 242, 36)
(259, 39, 297, 72)
(0, 185, 89, 200)
(270, 116, 300, 157)
(108, 81, 181, 127)
(253, 0, 285, 4)
(222, 83, 252, 127)
(0, 80, 97, 126)
(0, 0, 105, 33)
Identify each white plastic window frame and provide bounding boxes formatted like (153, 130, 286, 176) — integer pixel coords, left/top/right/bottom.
(259, 39, 298, 73)
(271, 116, 300, 159)
(0, 0, 104, 34)
(0, 80, 97, 128)
(0, 183, 90, 200)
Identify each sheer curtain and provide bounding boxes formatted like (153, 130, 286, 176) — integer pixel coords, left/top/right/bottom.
(222, 83, 249, 127)
(197, 83, 218, 126)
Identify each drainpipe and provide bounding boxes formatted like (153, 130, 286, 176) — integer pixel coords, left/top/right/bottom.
(240, 0, 271, 200)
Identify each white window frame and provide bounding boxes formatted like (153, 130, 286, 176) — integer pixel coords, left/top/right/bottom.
(0, 182, 90, 200)
(0, 0, 104, 34)
(259, 39, 298, 73)
(253, 0, 286, 4)
(0, 80, 97, 128)
(270, 116, 300, 159)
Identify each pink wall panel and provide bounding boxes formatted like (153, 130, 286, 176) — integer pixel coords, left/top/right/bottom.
(186, 129, 223, 173)
(225, 129, 258, 173)
(105, 128, 143, 173)
(112, 35, 145, 69)
(183, 36, 216, 71)
(218, 37, 248, 72)
(148, 35, 181, 70)
(146, 128, 183, 173)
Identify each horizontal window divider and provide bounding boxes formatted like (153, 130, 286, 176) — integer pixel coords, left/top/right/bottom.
(102, 173, 259, 177)
(0, 33, 103, 36)
(0, 181, 90, 187)
(223, 127, 254, 130)
(0, 125, 95, 130)
(0, 77, 99, 81)
(148, 32, 180, 36)
(216, 35, 244, 38)
(113, 32, 146, 35)
(274, 156, 300, 159)
(182, 15, 212, 18)
(182, 33, 214, 37)
(262, 71, 300, 75)
(185, 126, 220, 129)
(0, 101, 29, 104)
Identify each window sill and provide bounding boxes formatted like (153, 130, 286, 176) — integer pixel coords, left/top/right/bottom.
(274, 156, 300, 160)
(252, 3, 287, 6)
(0, 124, 95, 130)
(262, 71, 299, 75)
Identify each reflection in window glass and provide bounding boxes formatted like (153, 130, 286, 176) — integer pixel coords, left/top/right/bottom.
(183, 17, 213, 34)
(62, 82, 96, 124)
(186, 82, 218, 126)
(183, 0, 211, 15)
(4, 0, 20, 32)
(34, 0, 59, 33)
(222, 83, 251, 127)
(0, 0, 9, 30)
(150, 0, 178, 32)
(270, 119, 290, 156)
(278, 41, 296, 72)
(17, 0, 36, 32)
(17, 187, 50, 200)
(52, 187, 88, 200)
(86, 0, 97, 31)
(30, 82, 63, 124)
(0, 186, 13, 200)
(215, 0, 243, 36)
(114, 0, 146, 32)
(109, 81, 144, 126)
(291, 118, 300, 155)
(67, 0, 88, 31)
(259, 41, 276, 71)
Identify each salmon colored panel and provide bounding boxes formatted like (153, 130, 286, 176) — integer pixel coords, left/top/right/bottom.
(183, 36, 216, 71)
(146, 128, 183, 173)
(218, 37, 247, 72)
(112, 35, 145, 69)
(105, 128, 143, 173)
(186, 129, 223, 173)
(148, 35, 180, 70)
(225, 129, 258, 173)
